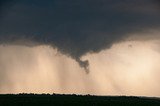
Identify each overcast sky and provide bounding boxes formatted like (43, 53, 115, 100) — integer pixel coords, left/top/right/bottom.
(0, 0, 160, 70)
(0, 0, 160, 96)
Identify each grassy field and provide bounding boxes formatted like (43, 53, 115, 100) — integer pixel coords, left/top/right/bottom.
(0, 94, 160, 106)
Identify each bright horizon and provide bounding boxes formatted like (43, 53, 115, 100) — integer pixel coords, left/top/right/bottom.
(0, 35, 160, 97)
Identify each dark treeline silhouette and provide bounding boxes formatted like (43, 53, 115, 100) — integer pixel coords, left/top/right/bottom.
(0, 94, 160, 106)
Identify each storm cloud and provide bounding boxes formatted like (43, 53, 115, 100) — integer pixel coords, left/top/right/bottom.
(0, 0, 160, 71)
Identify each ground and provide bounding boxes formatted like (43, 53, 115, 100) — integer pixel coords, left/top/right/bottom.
(0, 94, 160, 106)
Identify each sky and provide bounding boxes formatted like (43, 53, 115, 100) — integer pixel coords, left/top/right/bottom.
(0, 0, 160, 96)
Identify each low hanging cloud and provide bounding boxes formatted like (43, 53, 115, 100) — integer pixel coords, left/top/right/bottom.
(1, 40, 160, 96)
(0, 0, 160, 71)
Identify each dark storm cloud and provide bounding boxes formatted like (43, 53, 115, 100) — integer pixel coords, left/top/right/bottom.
(0, 0, 160, 71)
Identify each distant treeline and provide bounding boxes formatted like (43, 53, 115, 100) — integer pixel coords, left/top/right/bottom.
(0, 94, 160, 106)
